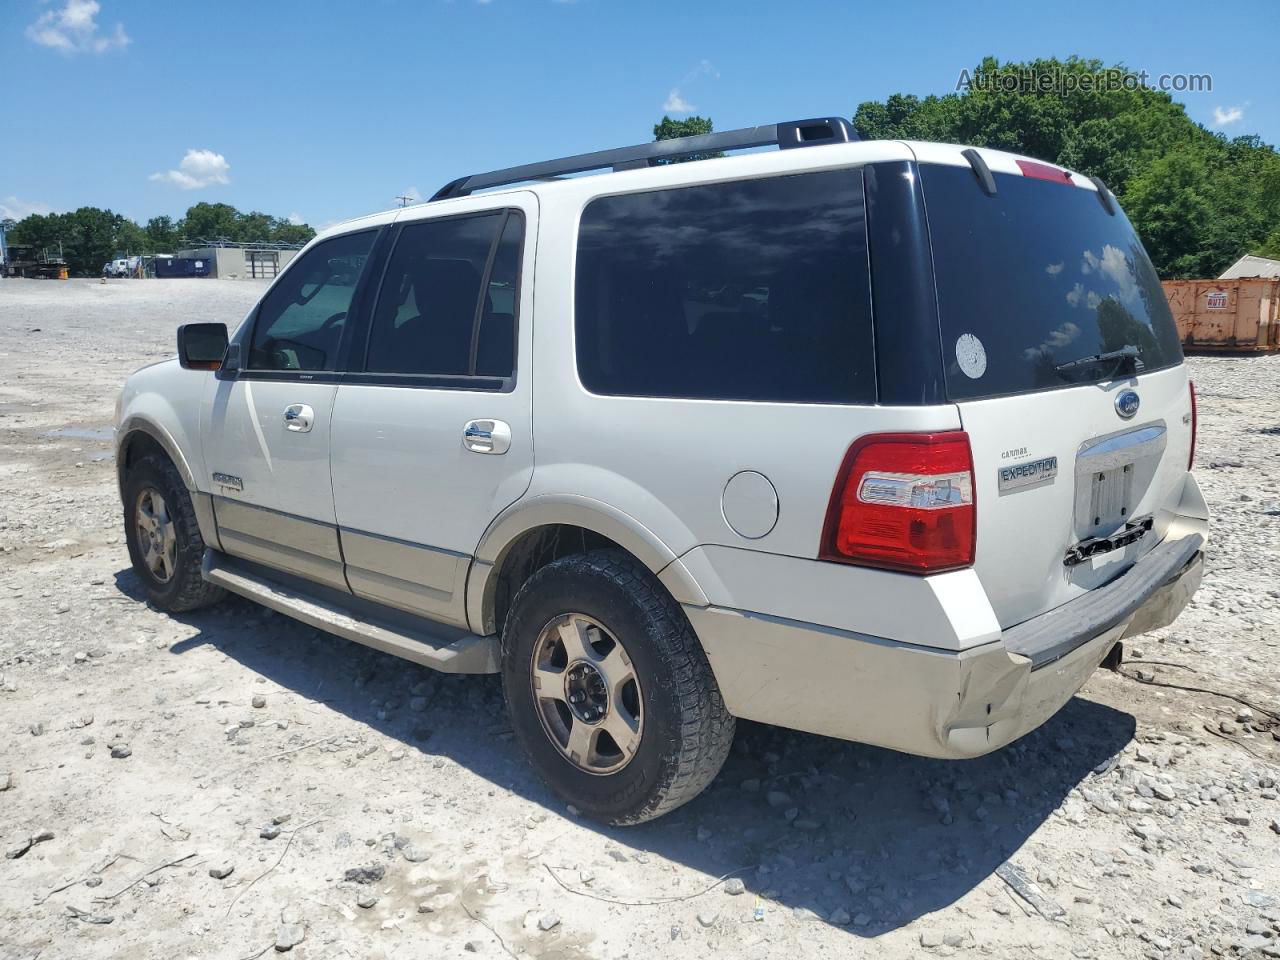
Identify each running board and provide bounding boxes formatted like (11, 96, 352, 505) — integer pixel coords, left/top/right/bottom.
(202, 550, 499, 674)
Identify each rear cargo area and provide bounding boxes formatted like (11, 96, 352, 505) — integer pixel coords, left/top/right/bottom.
(917, 156, 1194, 628)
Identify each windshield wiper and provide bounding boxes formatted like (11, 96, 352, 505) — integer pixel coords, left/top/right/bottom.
(1053, 344, 1143, 378)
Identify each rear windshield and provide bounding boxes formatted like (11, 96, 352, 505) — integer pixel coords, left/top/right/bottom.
(575, 169, 875, 404)
(920, 163, 1182, 401)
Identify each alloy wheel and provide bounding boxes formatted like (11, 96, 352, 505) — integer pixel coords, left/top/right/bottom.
(134, 487, 177, 584)
(529, 613, 644, 775)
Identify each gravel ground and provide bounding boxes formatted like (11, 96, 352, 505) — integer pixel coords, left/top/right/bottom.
(1, 277, 1278, 960)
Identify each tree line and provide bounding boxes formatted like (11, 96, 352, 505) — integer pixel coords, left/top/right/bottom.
(12, 59, 1276, 281)
(7, 203, 315, 277)
(654, 57, 1279, 279)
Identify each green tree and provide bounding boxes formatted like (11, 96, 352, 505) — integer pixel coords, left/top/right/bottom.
(145, 215, 179, 252)
(179, 202, 240, 242)
(853, 56, 1280, 278)
(10, 207, 133, 275)
(1256, 226, 1280, 261)
(653, 115, 721, 163)
(8, 202, 316, 275)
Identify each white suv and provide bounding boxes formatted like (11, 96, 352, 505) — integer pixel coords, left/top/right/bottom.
(115, 118, 1207, 824)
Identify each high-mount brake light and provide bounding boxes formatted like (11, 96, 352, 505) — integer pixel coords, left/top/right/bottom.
(1015, 159, 1073, 185)
(1188, 380, 1198, 470)
(820, 432, 976, 574)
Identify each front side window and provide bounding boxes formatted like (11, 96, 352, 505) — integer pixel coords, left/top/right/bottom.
(364, 210, 523, 380)
(248, 230, 375, 371)
(575, 169, 875, 404)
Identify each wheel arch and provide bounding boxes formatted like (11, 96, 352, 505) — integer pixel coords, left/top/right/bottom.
(116, 416, 196, 494)
(117, 415, 220, 550)
(467, 495, 708, 637)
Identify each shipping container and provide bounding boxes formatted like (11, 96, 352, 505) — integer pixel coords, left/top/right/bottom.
(154, 257, 212, 278)
(1162, 278, 1280, 353)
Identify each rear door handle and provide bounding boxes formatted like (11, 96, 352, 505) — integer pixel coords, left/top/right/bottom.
(284, 403, 314, 433)
(463, 419, 511, 454)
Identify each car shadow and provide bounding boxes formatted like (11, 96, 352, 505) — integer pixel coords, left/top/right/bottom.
(117, 567, 1137, 938)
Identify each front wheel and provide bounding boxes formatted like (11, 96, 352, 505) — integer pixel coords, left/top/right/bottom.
(502, 550, 734, 825)
(122, 453, 226, 612)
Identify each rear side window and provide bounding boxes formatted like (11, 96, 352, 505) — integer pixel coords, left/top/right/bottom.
(575, 169, 875, 403)
(364, 210, 522, 380)
(920, 163, 1182, 400)
(248, 230, 375, 371)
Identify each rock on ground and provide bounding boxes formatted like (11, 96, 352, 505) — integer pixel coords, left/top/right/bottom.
(0, 280, 1278, 958)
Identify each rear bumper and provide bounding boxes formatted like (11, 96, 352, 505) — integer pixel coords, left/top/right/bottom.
(686, 535, 1203, 759)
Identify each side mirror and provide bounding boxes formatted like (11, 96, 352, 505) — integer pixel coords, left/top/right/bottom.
(177, 323, 229, 370)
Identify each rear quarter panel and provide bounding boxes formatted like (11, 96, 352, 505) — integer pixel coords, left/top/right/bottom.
(528, 167, 963, 564)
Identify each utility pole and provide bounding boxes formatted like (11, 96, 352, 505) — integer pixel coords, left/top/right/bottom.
(394, 195, 414, 208)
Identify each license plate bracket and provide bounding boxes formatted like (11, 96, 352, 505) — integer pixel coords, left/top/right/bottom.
(1085, 463, 1134, 532)
(1072, 424, 1167, 540)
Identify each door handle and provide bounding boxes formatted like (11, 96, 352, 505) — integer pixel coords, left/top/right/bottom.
(463, 419, 511, 455)
(283, 403, 314, 433)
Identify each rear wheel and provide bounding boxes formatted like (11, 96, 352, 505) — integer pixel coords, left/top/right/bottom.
(123, 453, 225, 612)
(502, 549, 734, 825)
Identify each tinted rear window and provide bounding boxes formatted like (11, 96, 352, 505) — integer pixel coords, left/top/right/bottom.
(920, 163, 1182, 401)
(575, 169, 875, 404)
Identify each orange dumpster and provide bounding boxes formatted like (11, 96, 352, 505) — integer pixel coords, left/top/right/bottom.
(1162, 278, 1280, 353)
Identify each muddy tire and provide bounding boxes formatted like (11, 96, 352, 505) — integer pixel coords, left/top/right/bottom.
(502, 549, 734, 825)
(123, 453, 225, 612)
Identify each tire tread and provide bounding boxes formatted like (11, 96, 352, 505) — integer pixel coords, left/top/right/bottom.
(128, 453, 226, 612)
(505, 548, 734, 824)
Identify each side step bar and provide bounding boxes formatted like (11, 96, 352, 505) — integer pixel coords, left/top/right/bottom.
(202, 550, 499, 674)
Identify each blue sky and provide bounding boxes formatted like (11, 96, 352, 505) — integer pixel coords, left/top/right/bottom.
(2, 0, 1274, 230)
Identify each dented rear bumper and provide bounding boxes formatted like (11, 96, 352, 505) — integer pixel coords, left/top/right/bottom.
(685, 535, 1204, 759)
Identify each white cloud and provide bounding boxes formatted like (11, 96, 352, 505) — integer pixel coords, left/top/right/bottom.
(1046, 262, 1063, 275)
(287, 212, 305, 226)
(1023, 321, 1081, 360)
(1099, 243, 1140, 306)
(26, 0, 129, 54)
(0, 196, 53, 221)
(149, 149, 231, 190)
(662, 61, 717, 116)
(663, 89, 695, 113)
(687, 59, 719, 82)
(1212, 105, 1244, 128)
(1066, 282, 1084, 307)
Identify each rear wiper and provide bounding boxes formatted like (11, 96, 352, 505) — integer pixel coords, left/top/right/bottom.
(1053, 344, 1143, 377)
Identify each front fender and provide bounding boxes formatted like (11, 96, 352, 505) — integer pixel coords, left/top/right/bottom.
(116, 414, 196, 494)
(115, 360, 216, 545)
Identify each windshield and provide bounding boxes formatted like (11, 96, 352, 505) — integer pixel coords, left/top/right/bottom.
(920, 162, 1182, 401)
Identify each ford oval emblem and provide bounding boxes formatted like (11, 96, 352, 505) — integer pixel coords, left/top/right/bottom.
(1115, 389, 1141, 419)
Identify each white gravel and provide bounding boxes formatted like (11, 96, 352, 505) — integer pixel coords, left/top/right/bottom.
(1, 278, 1278, 959)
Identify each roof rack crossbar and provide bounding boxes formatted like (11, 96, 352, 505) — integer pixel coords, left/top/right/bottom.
(430, 117, 857, 201)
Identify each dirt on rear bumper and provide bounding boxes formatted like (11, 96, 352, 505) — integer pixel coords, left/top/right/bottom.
(687, 544, 1204, 759)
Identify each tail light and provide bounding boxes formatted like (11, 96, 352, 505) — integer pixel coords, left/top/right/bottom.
(1188, 380, 1197, 470)
(820, 432, 976, 574)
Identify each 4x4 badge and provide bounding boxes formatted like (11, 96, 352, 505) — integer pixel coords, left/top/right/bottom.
(1115, 389, 1140, 419)
(212, 472, 243, 492)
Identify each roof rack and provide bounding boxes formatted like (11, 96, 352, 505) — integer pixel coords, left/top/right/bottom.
(430, 117, 858, 201)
